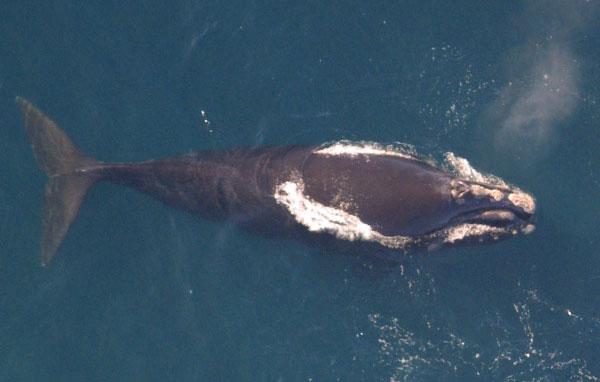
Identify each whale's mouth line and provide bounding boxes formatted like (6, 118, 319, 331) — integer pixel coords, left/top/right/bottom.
(449, 207, 534, 230)
(427, 206, 536, 248)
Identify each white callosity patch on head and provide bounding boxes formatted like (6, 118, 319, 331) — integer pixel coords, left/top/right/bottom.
(445, 152, 536, 215)
(273, 177, 413, 249)
(508, 191, 536, 215)
(450, 179, 509, 209)
(314, 140, 417, 160)
(522, 224, 535, 235)
(467, 183, 505, 202)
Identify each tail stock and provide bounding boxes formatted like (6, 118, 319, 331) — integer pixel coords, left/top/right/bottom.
(17, 97, 101, 265)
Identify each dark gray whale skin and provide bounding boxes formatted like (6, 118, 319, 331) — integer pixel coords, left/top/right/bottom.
(100, 146, 309, 224)
(17, 97, 535, 265)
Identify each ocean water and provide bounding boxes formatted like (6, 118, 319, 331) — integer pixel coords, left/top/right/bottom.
(2, 1, 600, 380)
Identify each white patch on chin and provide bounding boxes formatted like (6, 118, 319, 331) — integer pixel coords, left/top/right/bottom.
(443, 223, 506, 244)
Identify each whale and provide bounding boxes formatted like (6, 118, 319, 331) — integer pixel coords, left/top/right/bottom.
(16, 97, 536, 265)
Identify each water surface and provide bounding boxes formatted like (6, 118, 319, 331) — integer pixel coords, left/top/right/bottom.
(1, 1, 599, 380)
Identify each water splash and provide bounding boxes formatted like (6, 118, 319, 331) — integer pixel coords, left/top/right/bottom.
(367, 286, 600, 381)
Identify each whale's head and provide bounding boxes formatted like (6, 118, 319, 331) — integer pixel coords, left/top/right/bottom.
(428, 178, 536, 248)
(274, 142, 536, 253)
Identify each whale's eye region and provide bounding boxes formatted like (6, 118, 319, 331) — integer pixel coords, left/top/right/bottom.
(446, 179, 535, 233)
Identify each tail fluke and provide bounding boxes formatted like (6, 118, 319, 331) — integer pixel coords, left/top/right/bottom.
(41, 175, 97, 265)
(16, 97, 101, 265)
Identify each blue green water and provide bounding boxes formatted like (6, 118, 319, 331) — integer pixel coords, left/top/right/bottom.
(2, 1, 600, 380)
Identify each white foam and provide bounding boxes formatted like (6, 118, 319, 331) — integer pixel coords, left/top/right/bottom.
(316, 142, 513, 191)
(274, 179, 376, 241)
(273, 178, 412, 249)
(443, 152, 508, 187)
(314, 140, 417, 160)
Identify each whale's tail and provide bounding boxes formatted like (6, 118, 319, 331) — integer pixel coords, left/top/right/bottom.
(16, 97, 102, 266)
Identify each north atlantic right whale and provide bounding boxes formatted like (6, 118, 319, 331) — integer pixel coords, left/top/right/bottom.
(17, 97, 536, 265)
